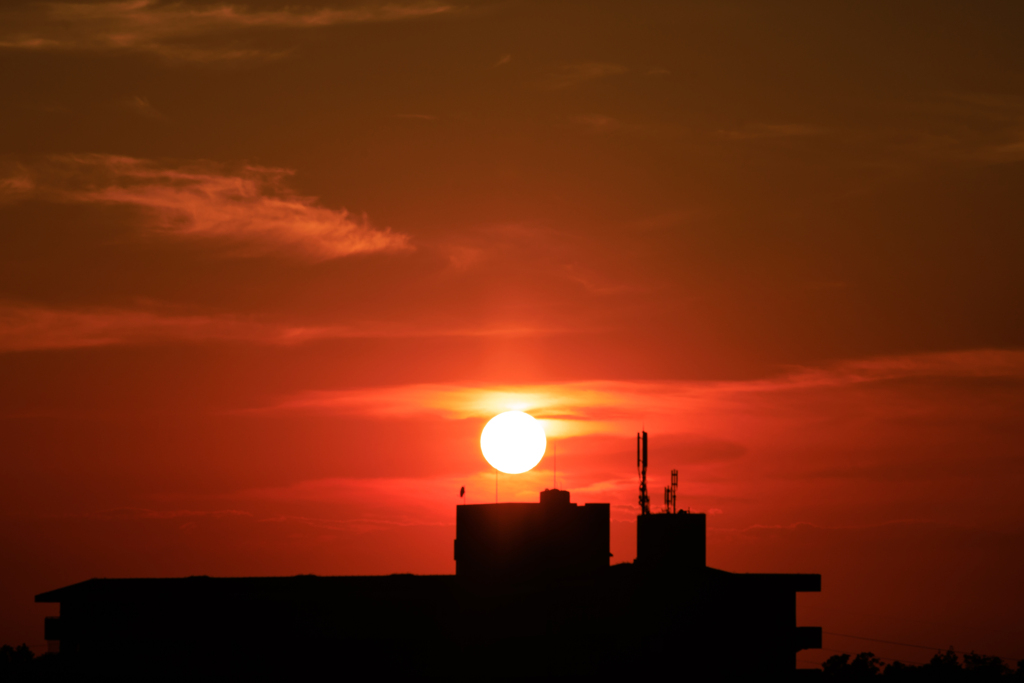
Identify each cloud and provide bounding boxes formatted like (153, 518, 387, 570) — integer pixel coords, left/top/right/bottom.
(230, 347, 1024, 537)
(943, 93, 1024, 163)
(90, 507, 252, 520)
(258, 348, 1024, 540)
(561, 262, 639, 294)
(540, 62, 626, 90)
(985, 134, 1024, 162)
(270, 348, 1024, 439)
(123, 95, 168, 121)
(0, 302, 569, 353)
(0, 0, 453, 61)
(571, 114, 621, 133)
(444, 244, 484, 270)
(234, 476, 470, 529)
(0, 154, 411, 261)
(0, 304, 305, 352)
(843, 93, 1024, 167)
(717, 123, 827, 140)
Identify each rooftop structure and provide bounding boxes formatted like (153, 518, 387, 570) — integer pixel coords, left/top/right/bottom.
(455, 488, 609, 583)
(37, 488, 821, 681)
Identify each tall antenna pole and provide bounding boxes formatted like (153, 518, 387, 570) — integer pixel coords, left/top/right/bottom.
(495, 469, 498, 503)
(638, 431, 650, 515)
(553, 442, 557, 489)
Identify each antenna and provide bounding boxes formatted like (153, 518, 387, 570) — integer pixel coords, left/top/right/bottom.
(553, 442, 557, 489)
(637, 431, 650, 515)
(670, 469, 678, 514)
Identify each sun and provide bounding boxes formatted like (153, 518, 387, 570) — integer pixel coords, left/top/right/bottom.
(480, 410, 547, 474)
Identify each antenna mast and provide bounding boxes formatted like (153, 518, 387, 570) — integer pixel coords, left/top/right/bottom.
(637, 431, 650, 515)
(664, 469, 678, 514)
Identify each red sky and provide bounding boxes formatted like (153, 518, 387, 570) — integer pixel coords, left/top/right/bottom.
(2, 0, 1023, 668)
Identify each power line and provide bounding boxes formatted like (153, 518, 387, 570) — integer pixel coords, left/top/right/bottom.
(824, 631, 1022, 663)
(816, 645, 930, 666)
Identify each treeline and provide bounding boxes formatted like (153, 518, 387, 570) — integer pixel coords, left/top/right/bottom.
(824, 650, 1024, 681)
(6, 642, 1024, 682)
(0, 645, 62, 682)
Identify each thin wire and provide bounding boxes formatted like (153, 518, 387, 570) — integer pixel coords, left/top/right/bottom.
(825, 631, 1022, 663)
(816, 645, 930, 666)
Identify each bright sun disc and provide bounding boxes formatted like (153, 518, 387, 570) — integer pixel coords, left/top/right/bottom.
(480, 410, 547, 474)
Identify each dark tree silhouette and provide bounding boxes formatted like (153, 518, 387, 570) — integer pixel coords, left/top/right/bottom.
(4, 641, 1022, 681)
(823, 649, 1022, 682)
(963, 653, 1011, 681)
(824, 652, 885, 680)
(0, 644, 64, 682)
(0, 644, 34, 678)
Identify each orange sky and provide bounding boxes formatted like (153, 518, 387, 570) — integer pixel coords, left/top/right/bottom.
(2, 0, 1023, 668)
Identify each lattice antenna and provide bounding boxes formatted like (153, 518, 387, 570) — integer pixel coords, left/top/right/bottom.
(670, 469, 678, 514)
(637, 431, 650, 515)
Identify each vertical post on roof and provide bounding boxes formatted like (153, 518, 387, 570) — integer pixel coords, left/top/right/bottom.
(638, 431, 650, 515)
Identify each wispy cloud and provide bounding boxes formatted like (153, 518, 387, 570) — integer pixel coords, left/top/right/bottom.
(0, 0, 452, 61)
(843, 92, 1024, 167)
(571, 114, 621, 133)
(443, 244, 484, 270)
(0, 302, 567, 353)
(0, 154, 410, 261)
(270, 349, 1024, 439)
(717, 123, 827, 140)
(0, 304, 311, 353)
(561, 263, 638, 294)
(233, 346, 1024, 527)
(89, 507, 252, 521)
(123, 95, 168, 121)
(540, 62, 626, 90)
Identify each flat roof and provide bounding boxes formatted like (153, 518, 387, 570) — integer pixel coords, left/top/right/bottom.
(36, 566, 819, 603)
(36, 574, 457, 603)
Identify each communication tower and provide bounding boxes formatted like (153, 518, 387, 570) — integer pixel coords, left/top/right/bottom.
(637, 431, 650, 515)
(663, 469, 678, 514)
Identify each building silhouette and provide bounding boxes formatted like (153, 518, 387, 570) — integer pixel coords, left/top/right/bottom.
(37, 485, 821, 681)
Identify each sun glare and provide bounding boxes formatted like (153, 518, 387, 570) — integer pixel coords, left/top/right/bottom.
(480, 410, 547, 474)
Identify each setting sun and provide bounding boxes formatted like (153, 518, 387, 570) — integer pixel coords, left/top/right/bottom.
(480, 410, 547, 474)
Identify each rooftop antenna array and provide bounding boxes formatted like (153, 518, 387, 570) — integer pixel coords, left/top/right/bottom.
(664, 469, 678, 514)
(637, 431, 650, 515)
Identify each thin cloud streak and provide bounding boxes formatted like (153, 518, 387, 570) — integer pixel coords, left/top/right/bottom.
(0, 0, 453, 61)
(1, 154, 410, 261)
(123, 95, 168, 121)
(89, 507, 253, 521)
(0, 302, 568, 353)
(717, 123, 827, 140)
(272, 349, 1024, 438)
(539, 62, 626, 90)
(571, 114, 622, 133)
